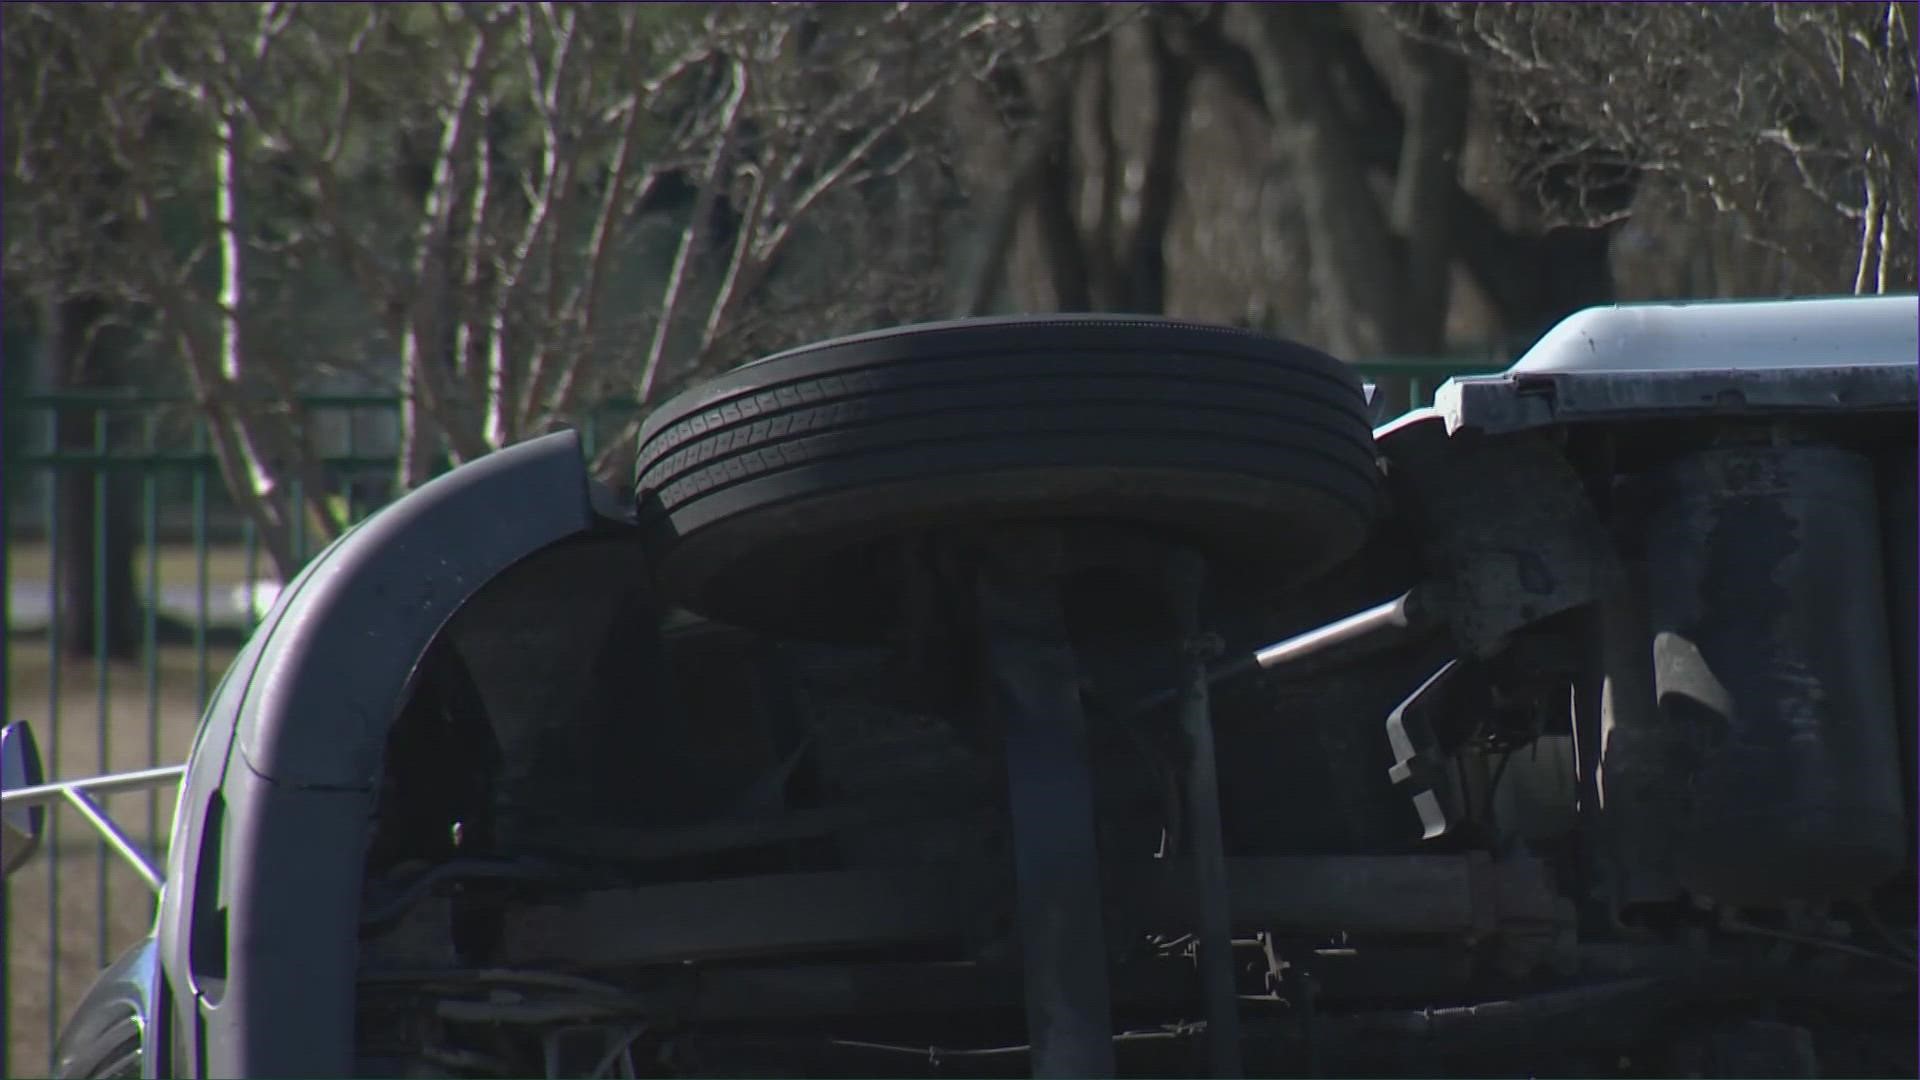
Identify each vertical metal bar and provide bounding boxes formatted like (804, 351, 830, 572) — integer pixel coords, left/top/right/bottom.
(584, 410, 601, 462)
(242, 519, 259, 635)
(0, 392, 11, 1068)
(1167, 548, 1242, 1078)
(44, 408, 63, 1071)
(973, 530, 1115, 1079)
(345, 406, 361, 524)
(291, 475, 307, 567)
(290, 400, 307, 565)
(0, 392, 16, 1068)
(142, 416, 162, 881)
(192, 423, 210, 711)
(92, 409, 111, 968)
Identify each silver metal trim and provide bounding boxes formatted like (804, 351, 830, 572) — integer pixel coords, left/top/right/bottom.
(3, 763, 184, 892)
(2, 764, 187, 810)
(1253, 590, 1418, 670)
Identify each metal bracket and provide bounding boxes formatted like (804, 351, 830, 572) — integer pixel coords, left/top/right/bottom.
(1385, 661, 1473, 841)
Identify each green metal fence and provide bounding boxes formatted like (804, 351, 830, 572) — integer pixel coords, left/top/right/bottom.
(0, 358, 1491, 1075)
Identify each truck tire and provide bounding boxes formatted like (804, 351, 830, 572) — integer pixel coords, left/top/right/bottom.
(634, 315, 1380, 638)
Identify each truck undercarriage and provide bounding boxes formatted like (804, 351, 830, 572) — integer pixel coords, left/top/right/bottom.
(349, 312, 1919, 1078)
(11, 302, 1913, 1080)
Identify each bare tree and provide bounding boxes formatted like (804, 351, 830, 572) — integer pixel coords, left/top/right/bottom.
(3, 6, 196, 654)
(5, 2, 1022, 579)
(1418, 2, 1919, 293)
(1172, 1, 1644, 356)
(958, 0, 1913, 396)
(1229, 3, 1471, 359)
(953, 2, 1557, 413)
(20, 0, 1895, 597)
(950, 4, 1189, 316)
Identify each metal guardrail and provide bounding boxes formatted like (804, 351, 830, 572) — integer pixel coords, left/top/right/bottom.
(0, 358, 1495, 1074)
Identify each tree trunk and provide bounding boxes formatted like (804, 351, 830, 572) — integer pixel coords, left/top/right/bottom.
(45, 293, 139, 661)
(1197, 6, 1625, 368)
(1244, 5, 1404, 359)
(1032, 84, 1094, 312)
(1119, 12, 1197, 315)
(1381, 13, 1470, 355)
(954, 78, 1072, 316)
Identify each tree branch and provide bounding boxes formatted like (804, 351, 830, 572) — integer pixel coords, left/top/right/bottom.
(398, 11, 499, 485)
(1238, 3, 1402, 354)
(1123, 10, 1197, 313)
(696, 162, 766, 358)
(1380, 8, 1470, 351)
(636, 55, 748, 405)
(455, 96, 492, 388)
(541, 97, 665, 428)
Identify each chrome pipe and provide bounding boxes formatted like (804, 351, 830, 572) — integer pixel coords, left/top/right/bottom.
(1253, 590, 1419, 670)
(3, 764, 184, 892)
(61, 787, 167, 893)
(2, 763, 186, 811)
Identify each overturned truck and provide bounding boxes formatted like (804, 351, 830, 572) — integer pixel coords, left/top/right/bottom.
(11, 295, 1917, 1078)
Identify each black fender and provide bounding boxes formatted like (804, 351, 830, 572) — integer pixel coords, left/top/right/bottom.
(154, 432, 626, 1078)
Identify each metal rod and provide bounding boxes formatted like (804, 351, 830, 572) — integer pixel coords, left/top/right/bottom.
(1129, 590, 1426, 719)
(245, 518, 261, 634)
(143, 413, 163, 863)
(0, 359, 9, 1060)
(4, 764, 188, 810)
(974, 531, 1116, 1079)
(93, 407, 113, 965)
(59, 787, 167, 894)
(192, 431, 210, 709)
(1168, 549, 1243, 1078)
(292, 474, 307, 564)
(45, 414, 65, 1069)
(1253, 590, 1419, 670)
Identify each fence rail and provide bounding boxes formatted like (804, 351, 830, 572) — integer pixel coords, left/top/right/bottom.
(0, 358, 1494, 1075)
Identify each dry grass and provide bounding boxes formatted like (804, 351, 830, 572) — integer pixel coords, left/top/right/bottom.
(3, 640, 238, 1078)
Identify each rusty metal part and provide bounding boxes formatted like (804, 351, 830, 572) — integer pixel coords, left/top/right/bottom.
(483, 854, 1570, 971)
(1645, 443, 1907, 904)
(1167, 548, 1243, 1078)
(494, 869, 979, 967)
